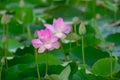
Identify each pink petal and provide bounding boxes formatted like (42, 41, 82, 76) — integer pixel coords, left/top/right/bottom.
(53, 18, 71, 33)
(49, 47, 54, 50)
(53, 41, 60, 49)
(36, 30, 44, 39)
(44, 23, 55, 32)
(31, 39, 42, 48)
(38, 46, 46, 53)
(55, 32, 66, 40)
(44, 43, 53, 50)
(53, 18, 64, 31)
(53, 17, 63, 24)
(36, 29, 52, 42)
(51, 36, 58, 43)
(63, 24, 71, 34)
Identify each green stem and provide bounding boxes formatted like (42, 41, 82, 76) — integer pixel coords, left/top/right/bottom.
(84, 0, 88, 19)
(75, 0, 80, 6)
(27, 25, 32, 40)
(35, 49, 41, 80)
(0, 65, 2, 80)
(93, 0, 96, 18)
(110, 51, 113, 78)
(69, 35, 72, 51)
(114, 11, 117, 21)
(45, 52, 48, 76)
(60, 42, 68, 61)
(22, 22, 25, 34)
(6, 24, 9, 68)
(3, 24, 5, 38)
(22, 10, 25, 34)
(74, 24, 77, 34)
(51, 0, 54, 6)
(3, 24, 8, 69)
(82, 36, 86, 69)
(74, 24, 79, 46)
(66, 0, 69, 5)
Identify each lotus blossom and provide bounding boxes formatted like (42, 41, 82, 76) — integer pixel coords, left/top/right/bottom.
(44, 17, 71, 40)
(32, 28, 60, 53)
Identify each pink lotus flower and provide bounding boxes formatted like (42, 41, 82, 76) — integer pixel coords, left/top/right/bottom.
(32, 29, 60, 53)
(44, 17, 71, 40)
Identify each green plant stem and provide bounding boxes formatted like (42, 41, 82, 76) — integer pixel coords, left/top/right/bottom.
(110, 51, 113, 78)
(6, 24, 9, 68)
(45, 52, 48, 76)
(114, 11, 117, 22)
(51, 0, 54, 6)
(60, 42, 68, 61)
(74, 24, 77, 33)
(75, 0, 80, 6)
(66, 0, 69, 5)
(22, 22, 25, 34)
(27, 25, 32, 40)
(69, 33, 72, 51)
(0, 65, 2, 80)
(84, 0, 88, 19)
(35, 49, 40, 80)
(74, 24, 79, 46)
(22, 10, 25, 34)
(82, 36, 86, 69)
(93, 0, 96, 18)
(3, 24, 8, 69)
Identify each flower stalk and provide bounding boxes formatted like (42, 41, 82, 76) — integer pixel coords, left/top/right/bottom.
(35, 49, 41, 80)
(109, 45, 114, 78)
(81, 36, 86, 69)
(60, 41, 68, 61)
(1, 13, 10, 73)
(110, 51, 113, 78)
(45, 52, 48, 76)
(79, 22, 86, 69)
(74, 24, 79, 46)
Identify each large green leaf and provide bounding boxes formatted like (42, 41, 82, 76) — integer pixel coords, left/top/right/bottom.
(0, 39, 22, 52)
(45, 65, 71, 80)
(8, 18, 23, 35)
(70, 69, 108, 80)
(84, 34, 101, 46)
(9, 5, 34, 24)
(5, 64, 64, 80)
(91, 58, 120, 76)
(14, 45, 34, 56)
(38, 53, 62, 65)
(45, 5, 83, 21)
(45, 74, 61, 80)
(106, 33, 120, 45)
(70, 46, 109, 66)
(59, 65, 71, 80)
(8, 53, 62, 67)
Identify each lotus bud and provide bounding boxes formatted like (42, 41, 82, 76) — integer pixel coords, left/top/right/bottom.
(72, 17, 80, 24)
(1, 57, 5, 64)
(79, 22, 86, 36)
(109, 43, 114, 53)
(1, 13, 10, 24)
(20, 0, 24, 7)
